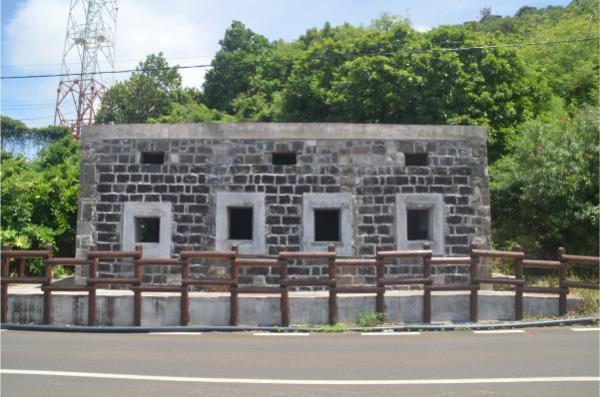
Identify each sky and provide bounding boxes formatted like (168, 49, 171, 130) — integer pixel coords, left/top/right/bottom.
(1, 0, 571, 128)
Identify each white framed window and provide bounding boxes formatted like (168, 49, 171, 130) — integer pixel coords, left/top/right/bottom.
(122, 202, 172, 257)
(396, 193, 444, 255)
(302, 193, 353, 255)
(216, 192, 265, 255)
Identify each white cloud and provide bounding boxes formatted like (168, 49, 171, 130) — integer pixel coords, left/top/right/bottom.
(414, 25, 432, 33)
(4, 0, 221, 89)
(4, 0, 65, 67)
(2, 0, 226, 126)
(113, 0, 216, 88)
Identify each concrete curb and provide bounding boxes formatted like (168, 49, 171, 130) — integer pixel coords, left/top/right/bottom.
(2, 317, 598, 333)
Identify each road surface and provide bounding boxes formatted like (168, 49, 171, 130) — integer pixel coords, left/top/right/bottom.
(1, 327, 599, 396)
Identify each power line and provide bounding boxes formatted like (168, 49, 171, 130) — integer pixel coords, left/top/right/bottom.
(0, 38, 480, 70)
(0, 39, 467, 69)
(2, 104, 58, 109)
(1, 54, 215, 70)
(1, 37, 597, 81)
(0, 100, 57, 105)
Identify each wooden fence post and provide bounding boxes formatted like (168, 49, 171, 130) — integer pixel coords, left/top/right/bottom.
(557, 247, 568, 315)
(514, 244, 524, 321)
(328, 244, 337, 325)
(423, 243, 432, 323)
(469, 244, 479, 323)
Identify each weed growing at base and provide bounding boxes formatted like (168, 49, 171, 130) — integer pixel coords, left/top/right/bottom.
(356, 311, 384, 328)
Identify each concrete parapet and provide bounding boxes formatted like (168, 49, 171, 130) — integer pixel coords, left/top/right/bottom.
(6, 288, 581, 326)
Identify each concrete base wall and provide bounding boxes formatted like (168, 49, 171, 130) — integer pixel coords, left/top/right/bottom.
(6, 290, 581, 326)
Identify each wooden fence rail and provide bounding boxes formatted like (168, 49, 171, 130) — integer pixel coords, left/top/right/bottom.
(1, 244, 598, 326)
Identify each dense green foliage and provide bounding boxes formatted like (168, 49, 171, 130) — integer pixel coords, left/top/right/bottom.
(96, 53, 186, 124)
(4, 0, 598, 264)
(203, 21, 273, 113)
(491, 107, 599, 256)
(471, 0, 598, 109)
(96, 53, 233, 124)
(201, 18, 551, 159)
(148, 102, 235, 123)
(0, 137, 80, 258)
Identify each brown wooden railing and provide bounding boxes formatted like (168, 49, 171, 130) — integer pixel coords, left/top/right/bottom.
(1, 244, 598, 326)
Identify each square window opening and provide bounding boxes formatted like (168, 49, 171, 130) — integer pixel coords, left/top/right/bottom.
(314, 209, 340, 242)
(407, 209, 431, 240)
(141, 151, 165, 164)
(135, 217, 160, 243)
(272, 151, 297, 165)
(228, 207, 253, 240)
(405, 153, 428, 166)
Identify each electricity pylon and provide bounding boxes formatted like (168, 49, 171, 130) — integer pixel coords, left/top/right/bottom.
(54, 0, 117, 139)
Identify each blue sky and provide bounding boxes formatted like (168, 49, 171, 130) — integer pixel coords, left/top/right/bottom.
(1, 0, 571, 127)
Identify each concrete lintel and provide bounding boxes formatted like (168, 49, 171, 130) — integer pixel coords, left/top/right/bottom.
(82, 123, 487, 142)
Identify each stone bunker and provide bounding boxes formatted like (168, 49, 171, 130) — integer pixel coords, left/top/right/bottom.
(76, 123, 491, 285)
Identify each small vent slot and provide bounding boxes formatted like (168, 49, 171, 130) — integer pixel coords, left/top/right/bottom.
(405, 153, 428, 166)
(272, 152, 297, 165)
(141, 152, 165, 164)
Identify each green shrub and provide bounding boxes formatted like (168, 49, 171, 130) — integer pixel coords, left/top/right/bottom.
(491, 107, 599, 277)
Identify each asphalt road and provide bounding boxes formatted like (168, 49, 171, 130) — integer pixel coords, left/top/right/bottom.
(1, 327, 599, 397)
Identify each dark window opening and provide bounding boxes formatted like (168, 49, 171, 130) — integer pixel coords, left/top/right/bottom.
(407, 209, 430, 240)
(314, 209, 340, 242)
(405, 153, 428, 166)
(272, 151, 297, 165)
(229, 207, 253, 240)
(135, 217, 160, 243)
(141, 151, 165, 164)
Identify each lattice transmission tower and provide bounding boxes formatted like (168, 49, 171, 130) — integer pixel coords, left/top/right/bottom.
(54, 0, 117, 139)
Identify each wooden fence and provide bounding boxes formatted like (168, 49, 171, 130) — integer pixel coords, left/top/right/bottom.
(1, 244, 598, 326)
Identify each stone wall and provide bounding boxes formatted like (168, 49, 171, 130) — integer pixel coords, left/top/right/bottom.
(77, 123, 491, 286)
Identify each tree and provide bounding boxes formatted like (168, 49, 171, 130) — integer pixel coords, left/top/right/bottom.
(0, 116, 27, 138)
(203, 21, 273, 113)
(480, 6, 493, 21)
(1, 135, 81, 262)
(1, 116, 71, 156)
(96, 53, 184, 124)
(277, 22, 545, 159)
(490, 106, 599, 257)
(470, 0, 598, 108)
(148, 102, 235, 123)
(280, 21, 375, 121)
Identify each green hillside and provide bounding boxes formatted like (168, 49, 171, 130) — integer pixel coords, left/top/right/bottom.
(3, 0, 599, 262)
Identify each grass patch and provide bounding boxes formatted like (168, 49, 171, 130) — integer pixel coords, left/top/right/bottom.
(493, 265, 599, 316)
(527, 275, 599, 316)
(571, 288, 600, 317)
(491, 258, 514, 277)
(356, 311, 384, 328)
(492, 266, 599, 318)
(312, 324, 345, 333)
